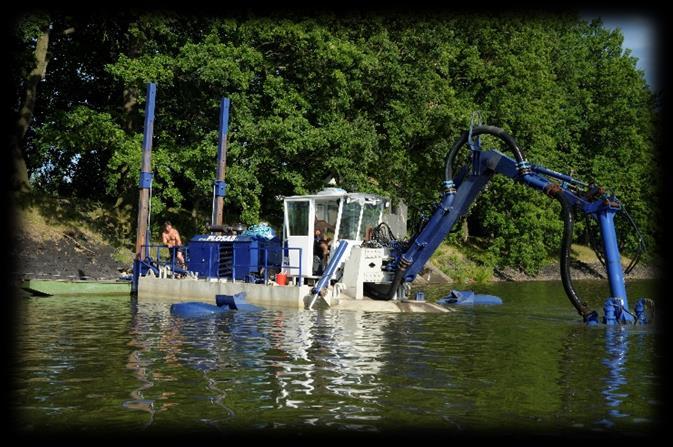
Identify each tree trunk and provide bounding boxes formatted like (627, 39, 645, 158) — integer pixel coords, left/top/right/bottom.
(11, 136, 30, 192)
(123, 86, 139, 132)
(115, 22, 142, 210)
(12, 26, 50, 192)
(122, 23, 141, 132)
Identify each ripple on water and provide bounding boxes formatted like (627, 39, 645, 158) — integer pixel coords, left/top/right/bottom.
(13, 283, 660, 432)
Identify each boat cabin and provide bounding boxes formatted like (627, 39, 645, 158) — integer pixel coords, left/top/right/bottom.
(282, 188, 388, 281)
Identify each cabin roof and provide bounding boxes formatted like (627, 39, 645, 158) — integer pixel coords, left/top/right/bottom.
(283, 188, 387, 202)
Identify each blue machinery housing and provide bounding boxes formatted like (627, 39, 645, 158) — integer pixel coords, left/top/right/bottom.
(134, 235, 301, 282)
(188, 235, 281, 281)
(131, 83, 651, 326)
(187, 234, 303, 283)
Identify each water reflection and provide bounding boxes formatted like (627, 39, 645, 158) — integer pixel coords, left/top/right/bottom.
(598, 326, 630, 428)
(122, 297, 658, 432)
(14, 283, 657, 433)
(123, 298, 156, 426)
(555, 320, 656, 432)
(124, 301, 397, 430)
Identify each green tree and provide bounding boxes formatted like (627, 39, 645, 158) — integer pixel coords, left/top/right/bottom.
(13, 12, 658, 272)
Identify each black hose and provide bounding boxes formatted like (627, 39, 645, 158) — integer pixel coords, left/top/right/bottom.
(554, 191, 594, 319)
(621, 206, 646, 274)
(383, 125, 524, 303)
(445, 125, 527, 181)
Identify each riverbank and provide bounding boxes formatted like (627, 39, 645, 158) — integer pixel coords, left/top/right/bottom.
(13, 195, 659, 284)
(12, 196, 134, 281)
(421, 241, 659, 285)
(492, 260, 657, 282)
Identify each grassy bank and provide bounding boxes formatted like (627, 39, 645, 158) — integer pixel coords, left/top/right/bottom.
(428, 243, 495, 284)
(428, 239, 656, 285)
(13, 193, 657, 283)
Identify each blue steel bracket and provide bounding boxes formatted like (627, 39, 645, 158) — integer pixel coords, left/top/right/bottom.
(215, 180, 227, 197)
(418, 133, 650, 325)
(583, 197, 621, 215)
(398, 144, 648, 324)
(516, 160, 533, 175)
(443, 180, 456, 192)
(139, 171, 153, 189)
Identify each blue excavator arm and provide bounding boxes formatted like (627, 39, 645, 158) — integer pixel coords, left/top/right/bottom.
(369, 125, 649, 325)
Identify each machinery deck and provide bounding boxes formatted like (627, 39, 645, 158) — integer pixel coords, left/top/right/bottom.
(138, 276, 451, 313)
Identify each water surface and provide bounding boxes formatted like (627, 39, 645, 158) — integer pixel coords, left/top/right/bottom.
(12, 280, 660, 435)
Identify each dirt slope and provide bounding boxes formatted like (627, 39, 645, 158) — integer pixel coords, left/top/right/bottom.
(12, 200, 133, 281)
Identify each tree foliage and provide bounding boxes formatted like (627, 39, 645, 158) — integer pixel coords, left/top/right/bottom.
(12, 11, 659, 273)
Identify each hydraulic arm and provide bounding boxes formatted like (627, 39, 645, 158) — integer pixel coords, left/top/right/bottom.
(371, 125, 650, 325)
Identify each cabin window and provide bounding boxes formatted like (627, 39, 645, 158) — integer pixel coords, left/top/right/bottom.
(338, 200, 362, 240)
(287, 201, 309, 236)
(314, 199, 339, 240)
(359, 202, 382, 240)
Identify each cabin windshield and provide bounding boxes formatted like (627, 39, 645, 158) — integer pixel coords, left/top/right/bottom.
(338, 200, 362, 240)
(359, 201, 383, 240)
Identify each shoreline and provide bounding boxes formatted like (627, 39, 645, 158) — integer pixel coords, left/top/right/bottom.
(415, 260, 658, 286)
(13, 211, 658, 285)
(492, 261, 658, 282)
(15, 234, 658, 284)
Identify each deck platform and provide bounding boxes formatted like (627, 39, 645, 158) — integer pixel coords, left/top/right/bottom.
(138, 276, 453, 313)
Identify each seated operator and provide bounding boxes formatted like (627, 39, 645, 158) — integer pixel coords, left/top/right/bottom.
(313, 221, 334, 273)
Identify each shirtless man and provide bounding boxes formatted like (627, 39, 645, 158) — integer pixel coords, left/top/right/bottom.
(162, 221, 185, 267)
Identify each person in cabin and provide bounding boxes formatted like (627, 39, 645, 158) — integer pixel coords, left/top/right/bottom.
(162, 221, 186, 268)
(319, 236, 332, 263)
(313, 227, 332, 275)
(313, 229, 324, 275)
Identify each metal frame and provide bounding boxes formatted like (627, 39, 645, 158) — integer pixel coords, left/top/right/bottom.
(397, 147, 638, 324)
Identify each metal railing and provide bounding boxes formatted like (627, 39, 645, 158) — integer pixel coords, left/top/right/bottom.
(139, 243, 188, 278)
(139, 243, 303, 286)
(231, 246, 303, 286)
